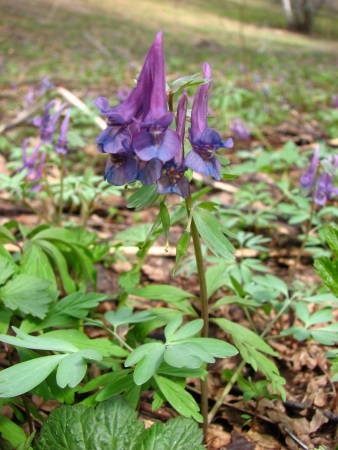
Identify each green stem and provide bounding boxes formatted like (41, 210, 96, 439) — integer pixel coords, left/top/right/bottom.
(58, 154, 65, 225)
(106, 327, 134, 352)
(185, 194, 209, 439)
(208, 359, 246, 423)
(287, 201, 315, 285)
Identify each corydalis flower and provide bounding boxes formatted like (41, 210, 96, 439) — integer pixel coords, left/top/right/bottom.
(157, 91, 190, 198)
(301, 145, 338, 206)
(33, 100, 67, 144)
(132, 32, 181, 164)
(185, 63, 233, 181)
(230, 118, 250, 141)
(300, 145, 320, 190)
(313, 172, 338, 206)
(19, 139, 46, 190)
(55, 109, 71, 155)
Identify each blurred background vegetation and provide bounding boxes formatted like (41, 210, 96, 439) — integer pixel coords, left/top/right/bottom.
(0, 0, 337, 132)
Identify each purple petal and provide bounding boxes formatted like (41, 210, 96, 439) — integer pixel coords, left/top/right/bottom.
(157, 173, 190, 198)
(138, 158, 163, 185)
(185, 149, 221, 180)
(142, 31, 169, 124)
(96, 126, 132, 154)
(313, 189, 327, 206)
(93, 97, 111, 114)
(133, 129, 181, 163)
(300, 146, 320, 190)
(189, 63, 211, 142)
(175, 91, 188, 166)
(104, 154, 138, 185)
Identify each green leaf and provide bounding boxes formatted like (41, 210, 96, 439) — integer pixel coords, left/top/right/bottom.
(164, 343, 213, 368)
(0, 275, 54, 319)
(206, 263, 228, 299)
(79, 369, 132, 394)
(114, 223, 153, 245)
(0, 355, 66, 397)
(41, 329, 121, 357)
(170, 73, 205, 93)
(154, 375, 203, 422)
(0, 225, 16, 244)
(169, 319, 203, 341)
(20, 242, 57, 291)
(157, 362, 207, 379)
(56, 349, 102, 388)
(314, 257, 338, 296)
(128, 284, 194, 303)
(0, 256, 17, 285)
(50, 291, 107, 319)
(105, 307, 155, 329)
(213, 318, 277, 357)
(95, 373, 135, 402)
(192, 207, 235, 260)
(0, 327, 78, 352)
(140, 417, 204, 450)
(159, 202, 170, 251)
(0, 308, 11, 334)
(34, 397, 145, 450)
(251, 274, 289, 298)
(172, 231, 191, 275)
(127, 184, 159, 211)
(214, 319, 285, 398)
(306, 307, 333, 327)
(189, 337, 238, 358)
(164, 316, 183, 342)
(125, 342, 165, 385)
(310, 323, 338, 345)
(0, 415, 28, 447)
(118, 270, 140, 290)
(323, 226, 338, 257)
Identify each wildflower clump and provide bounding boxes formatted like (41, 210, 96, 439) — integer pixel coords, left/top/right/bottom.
(301, 145, 338, 206)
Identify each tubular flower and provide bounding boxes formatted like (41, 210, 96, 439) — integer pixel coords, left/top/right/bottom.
(313, 172, 338, 206)
(93, 32, 153, 155)
(156, 91, 190, 198)
(55, 109, 71, 155)
(230, 118, 250, 141)
(33, 101, 67, 144)
(185, 63, 233, 181)
(19, 139, 46, 190)
(300, 145, 320, 190)
(133, 32, 181, 163)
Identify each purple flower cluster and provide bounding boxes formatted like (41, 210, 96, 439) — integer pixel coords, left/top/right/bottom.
(300, 145, 338, 206)
(230, 118, 250, 141)
(19, 101, 71, 189)
(94, 32, 233, 198)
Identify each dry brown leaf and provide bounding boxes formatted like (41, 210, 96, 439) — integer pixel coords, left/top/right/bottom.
(227, 430, 256, 450)
(207, 425, 231, 449)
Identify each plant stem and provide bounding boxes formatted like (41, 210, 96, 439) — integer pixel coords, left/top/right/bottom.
(58, 153, 65, 225)
(185, 195, 209, 439)
(208, 359, 246, 423)
(287, 201, 315, 285)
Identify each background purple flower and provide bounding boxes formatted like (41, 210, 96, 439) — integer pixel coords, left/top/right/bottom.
(55, 108, 71, 155)
(300, 145, 320, 190)
(230, 118, 250, 141)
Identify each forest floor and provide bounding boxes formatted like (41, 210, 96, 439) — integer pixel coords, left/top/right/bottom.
(1, 0, 338, 449)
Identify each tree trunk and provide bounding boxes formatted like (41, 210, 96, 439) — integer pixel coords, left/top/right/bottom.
(280, 0, 294, 27)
